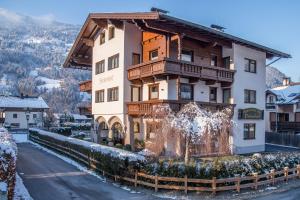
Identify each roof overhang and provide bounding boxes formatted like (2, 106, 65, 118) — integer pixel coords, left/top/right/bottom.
(64, 11, 291, 70)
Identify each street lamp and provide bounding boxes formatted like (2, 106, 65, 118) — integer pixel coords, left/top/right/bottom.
(0, 109, 5, 127)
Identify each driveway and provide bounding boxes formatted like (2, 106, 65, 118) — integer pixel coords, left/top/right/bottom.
(17, 143, 159, 200)
(265, 144, 300, 152)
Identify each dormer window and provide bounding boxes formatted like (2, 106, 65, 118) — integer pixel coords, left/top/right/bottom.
(100, 31, 105, 45)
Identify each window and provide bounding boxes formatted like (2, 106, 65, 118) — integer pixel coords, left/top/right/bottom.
(133, 122, 140, 134)
(269, 95, 275, 103)
(181, 50, 194, 62)
(209, 87, 217, 102)
(244, 123, 256, 140)
(107, 87, 119, 102)
(132, 53, 140, 65)
(13, 114, 17, 118)
(223, 88, 231, 104)
(108, 54, 119, 70)
(131, 86, 141, 102)
(95, 60, 105, 74)
(100, 122, 108, 130)
(244, 89, 256, 104)
(211, 54, 218, 66)
(33, 114, 37, 119)
(95, 90, 105, 103)
(245, 58, 256, 73)
(100, 31, 105, 45)
(149, 49, 158, 61)
(108, 26, 115, 40)
(223, 57, 230, 69)
(180, 83, 193, 100)
(149, 84, 159, 100)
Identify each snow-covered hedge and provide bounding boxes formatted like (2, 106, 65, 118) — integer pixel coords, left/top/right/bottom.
(143, 153, 300, 179)
(0, 127, 17, 200)
(29, 128, 145, 176)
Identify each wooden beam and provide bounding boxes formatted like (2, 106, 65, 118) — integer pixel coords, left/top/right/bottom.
(81, 38, 94, 47)
(72, 57, 92, 66)
(205, 80, 216, 85)
(92, 19, 108, 28)
(109, 19, 124, 29)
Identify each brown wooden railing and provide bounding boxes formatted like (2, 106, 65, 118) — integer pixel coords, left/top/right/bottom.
(271, 122, 300, 132)
(127, 58, 235, 82)
(79, 80, 92, 93)
(127, 100, 234, 116)
(30, 134, 300, 195)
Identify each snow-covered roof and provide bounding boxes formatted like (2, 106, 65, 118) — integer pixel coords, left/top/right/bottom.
(0, 96, 49, 109)
(72, 114, 88, 120)
(269, 84, 300, 104)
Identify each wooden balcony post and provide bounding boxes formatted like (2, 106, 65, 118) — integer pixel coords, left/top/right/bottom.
(177, 34, 183, 60)
(166, 34, 170, 58)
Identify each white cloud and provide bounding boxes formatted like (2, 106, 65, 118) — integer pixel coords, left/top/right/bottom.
(0, 7, 22, 23)
(32, 14, 55, 24)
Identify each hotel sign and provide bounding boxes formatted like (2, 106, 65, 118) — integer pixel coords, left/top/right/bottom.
(238, 108, 264, 120)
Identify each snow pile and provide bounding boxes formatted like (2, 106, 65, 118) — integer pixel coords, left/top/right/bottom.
(13, 174, 32, 200)
(30, 128, 145, 162)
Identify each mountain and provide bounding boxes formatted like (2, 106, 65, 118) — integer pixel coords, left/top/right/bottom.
(0, 8, 91, 113)
(266, 66, 287, 89)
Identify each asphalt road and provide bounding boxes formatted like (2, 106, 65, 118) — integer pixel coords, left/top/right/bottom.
(254, 186, 300, 200)
(17, 143, 159, 200)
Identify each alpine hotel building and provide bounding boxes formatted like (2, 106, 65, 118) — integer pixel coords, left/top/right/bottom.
(64, 10, 290, 154)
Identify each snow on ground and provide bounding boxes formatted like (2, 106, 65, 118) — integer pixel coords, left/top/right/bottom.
(36, 77, 62, 90)
(12, 134, 28, 143)
(14, 174, 32, 200)
(30, 128, 145, 162)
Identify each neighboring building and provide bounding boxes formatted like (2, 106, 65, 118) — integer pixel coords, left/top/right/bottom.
(63, 11, 290, 154)
(0, 95, 49, 129)
(78, 80, 92, 118)
(266, 78, 300, 133)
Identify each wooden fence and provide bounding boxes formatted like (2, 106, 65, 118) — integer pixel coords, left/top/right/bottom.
(30, 135, 300, 195)
(266, 132, 300, 148)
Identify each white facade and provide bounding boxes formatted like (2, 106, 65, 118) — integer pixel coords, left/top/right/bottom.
(4, 111, 44, 129)
(88, 21, 279, 154)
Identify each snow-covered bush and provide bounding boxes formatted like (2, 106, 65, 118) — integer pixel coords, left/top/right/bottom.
(29, 128, 145, 176)
(142, 152, 300, 179)
(0, 127, 17, 200)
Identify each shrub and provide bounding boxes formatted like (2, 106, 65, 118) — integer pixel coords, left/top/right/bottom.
(124, 144, 132, 151)
(115, 143, 123, 149)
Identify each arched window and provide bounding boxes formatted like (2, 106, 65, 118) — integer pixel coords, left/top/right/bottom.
(111, 122, 123, 144)
(100, 122, 108, 130)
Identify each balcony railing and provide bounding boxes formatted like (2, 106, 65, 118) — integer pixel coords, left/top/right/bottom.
(128, 58, 235, 83)
(79, 80, 92, 93)
(271, 121, 300, 132)
(127, 100, 234, 116)
(266, 103, 276, 109)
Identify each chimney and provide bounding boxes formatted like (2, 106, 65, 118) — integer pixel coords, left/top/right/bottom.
(282, 77, 291, 86)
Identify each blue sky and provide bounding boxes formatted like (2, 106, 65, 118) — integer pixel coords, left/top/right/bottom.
(1, 0, 299, 81)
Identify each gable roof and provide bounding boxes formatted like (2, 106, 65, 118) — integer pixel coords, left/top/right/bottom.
(64, 11, 291, 69)
(0, 96, 49, 110)
(268, 84, 300, 104)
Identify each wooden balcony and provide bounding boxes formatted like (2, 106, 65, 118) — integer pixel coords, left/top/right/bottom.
(271, 122, 300, 132)
(127, 100, 234, 116)
(128, 58, 235, 83)
(79, 80, 92, 93)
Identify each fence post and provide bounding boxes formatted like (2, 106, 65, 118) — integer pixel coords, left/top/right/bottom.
(236, 177, 241, 193)
(212, 177, 216, 195)
(253, 173, 258, 190)
(297, 165, 300, 179)
(270, 169, 275, 185)
(284, 167, 289, 182)
(134, 171, 138, 187)
(184, 175, 188, 194)
(155, 175, 158, 192)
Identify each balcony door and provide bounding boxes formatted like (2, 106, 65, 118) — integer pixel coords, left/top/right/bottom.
(222, 88, 231, 104)
(131, 86, 141, 102)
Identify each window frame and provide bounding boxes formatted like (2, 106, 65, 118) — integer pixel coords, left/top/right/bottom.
(149, 84, 159, 100)
(179, 83, 194, 100)
(149, 49, 159, 61)
(244, 89, 256, 104)
(131, 86, 141, 102)
(108, 26, 115, 40)
(108, 54, 119, 70)
(211, 54, 218, 67)
(244, 58, 257, 73)
(181, 50, 194, 62)
(209, 87, 218, 102)
(13, 113, 18, 119)
(99, 31, 105, 45)
(132, 53, 141, 65)
(244, 123, 256, 140)
(95, 60, 105, 75)
(95, 89, 105, 103)
(222, 88, 231, 104)
(107, 87, 119, 102)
